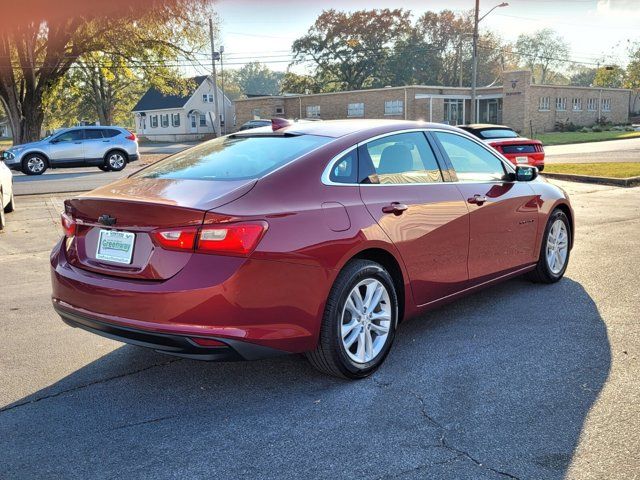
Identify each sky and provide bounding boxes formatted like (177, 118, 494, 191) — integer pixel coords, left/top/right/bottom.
(209, 0, 640, 75)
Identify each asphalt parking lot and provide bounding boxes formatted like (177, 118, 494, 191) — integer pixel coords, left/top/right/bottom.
(0, 180, 638, 479)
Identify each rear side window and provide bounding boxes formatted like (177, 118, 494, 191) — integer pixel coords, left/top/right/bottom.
(359, 132, 443, 184)
(136, 134, 330, 181)
(434, 131, 506, 182)
(102, 129, 121, 138)
(329, 150, 358, 184)
(84, 129, 103, 140)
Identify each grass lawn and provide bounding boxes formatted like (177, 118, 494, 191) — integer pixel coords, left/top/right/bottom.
(0, 138, 12, 148)
(534, 130, 640, 146)
(544, 162, 640, 178)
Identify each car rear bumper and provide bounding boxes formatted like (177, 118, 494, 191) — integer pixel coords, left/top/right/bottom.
(54, 303, 287, 361)
(50, 238, 328, 354)
(504, 153, 545, 168)
(129, 153, 139, 162)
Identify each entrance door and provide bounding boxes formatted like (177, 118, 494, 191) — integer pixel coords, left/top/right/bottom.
(190, 114, 197, 133)
(358, 131, 470, 305)
(432, 130, 539, 281)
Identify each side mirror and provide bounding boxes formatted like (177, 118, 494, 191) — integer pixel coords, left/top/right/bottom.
(50, 139, 58, 144)
(515, 165, 538, 182)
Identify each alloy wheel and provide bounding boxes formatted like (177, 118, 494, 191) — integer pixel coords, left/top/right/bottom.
(108, 153, 125, 170)
(546, 219, 569, 274)
(27, 156, 45, 174)
(341, 278, 391, 364)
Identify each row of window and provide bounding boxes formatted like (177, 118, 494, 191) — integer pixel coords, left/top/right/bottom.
(149, 113, 209, 128)
(306, 100, 405, 119)
(329, 130, 508, 185)
(539, 97, 611, 112)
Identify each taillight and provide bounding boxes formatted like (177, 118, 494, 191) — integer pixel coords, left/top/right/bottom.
(61, 212, 76, 237)
(150, 227, 198, 251)
(151, 222, 267, 256)
(197, 223, 267, 256)
(125, 130, 137, 141)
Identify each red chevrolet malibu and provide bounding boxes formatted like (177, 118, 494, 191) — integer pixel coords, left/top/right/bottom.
(51, 120, 573, 378)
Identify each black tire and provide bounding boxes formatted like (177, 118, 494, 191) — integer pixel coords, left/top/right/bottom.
(537, 165, 545, 172)
(306, 259, 398, 379)
(527, 209, 571, 284)
(0, 190, 6, 230)
(98, 165, 111, 172)
(104, 150, 127, 172)
(21, 154, 48, 175)
(4, 188, 14, 213)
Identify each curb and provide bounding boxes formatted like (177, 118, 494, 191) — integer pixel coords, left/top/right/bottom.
(543, 172, 640, 187)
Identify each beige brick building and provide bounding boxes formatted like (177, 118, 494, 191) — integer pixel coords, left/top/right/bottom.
(235, 70, 633, 136)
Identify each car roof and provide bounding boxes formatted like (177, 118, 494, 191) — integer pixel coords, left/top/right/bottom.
(237, 119, 462, 139)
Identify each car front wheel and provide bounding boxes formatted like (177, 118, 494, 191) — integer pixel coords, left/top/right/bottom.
(22, 154, 48, 175)
(306, 259, 398, 379)
(528, 208, 571, 283)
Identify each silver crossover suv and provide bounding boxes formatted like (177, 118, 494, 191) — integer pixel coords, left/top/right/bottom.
(3, 126, 139, 175)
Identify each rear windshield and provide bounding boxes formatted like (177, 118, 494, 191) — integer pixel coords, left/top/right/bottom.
(135, 134, 330, 181)
(478, 129, 519, 139)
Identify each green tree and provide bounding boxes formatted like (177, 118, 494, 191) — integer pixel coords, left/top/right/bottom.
(0, 0, 210, 144)
(515, 29, 570, 84)
(291, 9, 412, 90)
(625, 43, 640, 113)
(593, 65, 625, 88)
(230, 62, 284, 96)
(570, 67, 597, 87)
(280, 72, 322, 94)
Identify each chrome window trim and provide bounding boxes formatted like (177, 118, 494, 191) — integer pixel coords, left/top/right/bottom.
(320, 127, 516, 187)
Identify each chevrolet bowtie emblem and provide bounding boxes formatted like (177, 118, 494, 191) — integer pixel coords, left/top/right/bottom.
(98, 214, 117, 226)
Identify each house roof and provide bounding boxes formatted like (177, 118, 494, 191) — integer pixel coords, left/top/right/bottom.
(132, 76, 208, 112)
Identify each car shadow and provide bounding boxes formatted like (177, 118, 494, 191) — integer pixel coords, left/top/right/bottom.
(0, 277, 609, 479)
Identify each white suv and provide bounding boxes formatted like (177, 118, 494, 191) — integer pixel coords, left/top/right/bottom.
(0, 157, 15, 229)
(2, 126, 139, 175)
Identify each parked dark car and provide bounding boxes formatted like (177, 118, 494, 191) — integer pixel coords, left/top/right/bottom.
(459, 124, 545, 171)
(51, 119, 573, 378)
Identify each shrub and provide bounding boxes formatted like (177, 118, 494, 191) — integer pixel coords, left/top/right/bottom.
(579, 127, 591, 133)
(591, 125, 603, 132)
(625, 126, 636, 132)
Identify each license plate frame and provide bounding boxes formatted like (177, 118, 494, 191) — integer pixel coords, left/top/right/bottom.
(96, 229, 135, 265)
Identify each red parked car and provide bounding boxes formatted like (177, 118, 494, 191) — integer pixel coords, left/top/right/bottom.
(51, 120, 573, 378)
(459, 124, 545, 171)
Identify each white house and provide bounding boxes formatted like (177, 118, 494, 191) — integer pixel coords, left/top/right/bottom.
(132, 76, 235, 141)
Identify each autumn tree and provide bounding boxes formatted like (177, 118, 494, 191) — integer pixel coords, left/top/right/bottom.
(229, 62, 284, 96)
(593, 65, 625, 88)
(0, 0, 210, 144)
(515, 29, 570, 84)
(280, 72, 322, 94)
(291, 9, 412, 90)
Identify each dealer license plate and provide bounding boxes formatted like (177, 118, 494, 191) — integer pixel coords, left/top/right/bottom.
(96, 229, 135, 264)
(516, 156, 529, 164)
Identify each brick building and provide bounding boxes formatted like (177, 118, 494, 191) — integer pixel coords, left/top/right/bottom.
(235, 70, 633, 136)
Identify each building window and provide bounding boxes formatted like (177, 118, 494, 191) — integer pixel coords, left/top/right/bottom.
(347, 102, 365, 117)
(202, 93, 214, 103)
(443, 99, 464, 125)
(384, 100, 403, 115)
(555, 97, 567, 111)
(275, 106, 284, 115)
(199, 114, 207, 127)
(191, 115, 197, 128)
(171, 113, 180, 127)
(602, 98, 611, 112)
(160, 114, 169, 128)
(587, 98, 597, 111)
(539, 97, 550, 111)
(306, 105, 321, 118)
(572, 98, 582, 111)
(150, 115, 158, 128)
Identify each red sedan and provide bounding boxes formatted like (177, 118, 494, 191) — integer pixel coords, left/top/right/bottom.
(51, 120, 573, 378)
(459, 124, 545, 171)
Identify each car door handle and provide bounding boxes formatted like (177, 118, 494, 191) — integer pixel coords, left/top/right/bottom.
(468, 194, 487, 205)
(73, 141, 82, 144)
(102, 140, 110, 142)
(382, 203, 408, 215)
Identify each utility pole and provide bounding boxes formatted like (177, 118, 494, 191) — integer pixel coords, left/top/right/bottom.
(470, 0, 480, 124)
(220, 45, 225, 135)
(458, 41, 463, 87)
(209, 18, 221, 137)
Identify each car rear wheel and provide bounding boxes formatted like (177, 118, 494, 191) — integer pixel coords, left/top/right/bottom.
(306, 259, 397, 379)
(98, 165, 110, 172)
(21, 154, 48, 175)
(105, 151, 127, 172)
(527, 209, 571, 283)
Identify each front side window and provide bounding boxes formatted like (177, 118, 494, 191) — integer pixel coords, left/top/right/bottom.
(347, 103, 364, 117)
(384, 100, 403, 115)
(556, 97, 567, 111)
(135, 134, 331, 181)
(306, 105, 321, 118)
(360, 132, 442, 184)
(434, 131, 506, 182)
(54, 130, 84, 142)
(172, 113, 180, 127)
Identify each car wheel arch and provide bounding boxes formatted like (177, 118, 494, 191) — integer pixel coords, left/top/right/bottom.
(552, 202, 574, 249)
(23, 151, 50, 165)
(104, 149, 129, 162)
